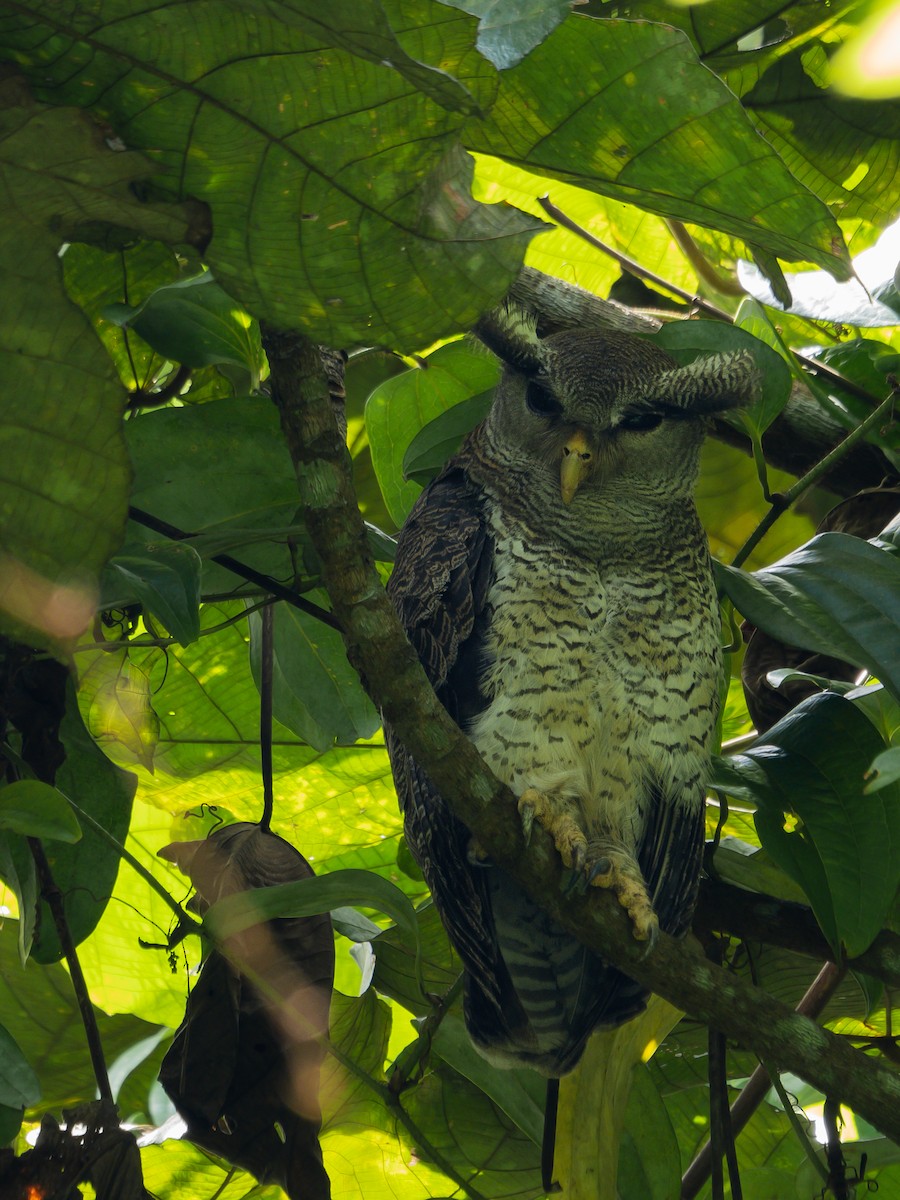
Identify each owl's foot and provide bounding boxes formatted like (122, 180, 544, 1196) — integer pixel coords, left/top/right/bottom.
(518, 788, 589, 873)
(587, 843, 659, 943)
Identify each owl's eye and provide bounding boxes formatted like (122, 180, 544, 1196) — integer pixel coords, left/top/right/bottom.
(525, 380, 564, 417)
(619, 411, 663, 432)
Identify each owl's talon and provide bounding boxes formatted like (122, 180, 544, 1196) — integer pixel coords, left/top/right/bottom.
(519, 802, 535, 846)
(587, 856, 612, 884)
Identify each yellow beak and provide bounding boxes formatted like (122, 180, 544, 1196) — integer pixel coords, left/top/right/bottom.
(560, 429, 594, 505)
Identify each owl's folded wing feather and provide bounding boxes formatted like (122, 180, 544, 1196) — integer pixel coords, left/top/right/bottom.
(385, 462, 539, 1043)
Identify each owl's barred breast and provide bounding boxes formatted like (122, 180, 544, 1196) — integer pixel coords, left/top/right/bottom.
(469, 502, 720, 851)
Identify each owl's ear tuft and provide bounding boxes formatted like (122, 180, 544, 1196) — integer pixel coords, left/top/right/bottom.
(652, 350, 760, 417)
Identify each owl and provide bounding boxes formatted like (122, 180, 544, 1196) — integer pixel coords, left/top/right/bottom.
(385, 312, 757, 1075)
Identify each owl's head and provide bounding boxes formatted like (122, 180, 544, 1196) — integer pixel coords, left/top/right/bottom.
(483, 325, 758, 514)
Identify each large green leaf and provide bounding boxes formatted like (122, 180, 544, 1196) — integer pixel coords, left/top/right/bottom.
(0, 781, 81, 843)
(4, 0, 543, 349)
(469, 16, 851, 277)
(366, 341, 500, 526)
(743, 48, 900, 229)
(717, 533, 900, 702)
(248, 596, 380, 753)
(102, 543, 203, 647)
(104, 272, 264, 383)
(0, 86, 178, 639)
(31, 680, 138, 964)
(0, 1022, 40, 1110)
(0, 919, 160, 1114)
(723, 693, 900, 958)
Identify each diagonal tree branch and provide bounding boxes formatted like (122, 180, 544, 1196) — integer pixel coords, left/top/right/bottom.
(261, 323, 900, 1146)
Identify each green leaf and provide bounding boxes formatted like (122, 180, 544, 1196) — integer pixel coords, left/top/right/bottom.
(440, 0, 573, 70)
(716, 534, 900, 702)
(0, 1102, 24, 1146)
(867, 747, 900, 795)
(402, 390, 494, 486)
(0, 832, 38, 964)
(618, 1064, 681, 1200)
(470, 17, 851, 277)
(0, 781, 81, 843)
(0, 920, 160, 1114)
(652, 317, 792, 436)
(31, 679, 138, 963)
(102, 543, 202, 647)
(0, 1023, 41, 1110)
(366, 342, 500, 526)
(726, 693, 900, 957)
(372, 901, 458, 1016)
(105, 272, 264, 382)
(63, 241, 183, 392)
(743, 47, 900, 228)
(0, 88, 146, 641)
(432, 1013, 546, 1146)
(204, 868, 425, 1001)
(248, 597, 380, 752)
(81, 653, 160, 773)
(7, 5, 543, 348)
(225, 0, 481, 114)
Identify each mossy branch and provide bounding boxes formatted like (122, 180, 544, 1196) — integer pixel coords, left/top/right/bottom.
(261, 324, 900, 1146)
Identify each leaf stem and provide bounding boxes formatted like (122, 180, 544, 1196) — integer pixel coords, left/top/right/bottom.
(128, 506, 342, 631)
(65, 798, 202, 937)
(29, 838, 114, 1104)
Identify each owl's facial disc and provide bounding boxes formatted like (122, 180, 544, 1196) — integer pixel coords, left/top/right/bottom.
(560, 429, 595, 505)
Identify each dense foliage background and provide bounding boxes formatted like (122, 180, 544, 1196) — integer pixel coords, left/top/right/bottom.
(0, 1, 899, 1197)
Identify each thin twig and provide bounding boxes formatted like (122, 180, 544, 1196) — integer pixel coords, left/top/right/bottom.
(74, 598, 276, 652)
(764, 1063, 829, 1184)
(730, 388, 897, 568)
(259, 601, 274, 832)
(30, 840, 114, 1104)
(66, 799, 201, 936)
(128, 506, 341, 631)
(537, 196, 886, 406)
(681, 962, 843, 1198)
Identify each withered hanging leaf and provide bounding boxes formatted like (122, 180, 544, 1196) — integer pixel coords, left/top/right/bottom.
(0, 1099, 149, 1200)
(159, 822, 335, 1200)
(741, 486, 900, 732)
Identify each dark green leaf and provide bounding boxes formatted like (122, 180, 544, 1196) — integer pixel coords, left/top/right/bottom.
(366, 342, 500, 525)
(0, 921, 159, 1115)
(0, 833, 37, 964)
(6, 6, 541, 348)
(102, 543, 202, 647)
(0, 1102, 23, 1145)
(225, 0, 481, 114)
(372, 900, 457, 1016)
(725, 693, 900, 957)
(432, 1014, 546, 1146)
(867, 747, 900, 794)
(0, 1022, 41, 1109)
(716, 533, 900, 702)
(32, 680, 138, 963)
(0, 781, 81, 843)
(402, 390, 493, 485)
(470, 17, 850, 276)
(248, 596, 380, 752)
(618, 1064, 681, 1200)
(105, 272, 264, 380)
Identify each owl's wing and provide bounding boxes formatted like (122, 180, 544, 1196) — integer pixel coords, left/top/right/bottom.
(638, 783, 705, 940)
(386, 463, 539, 1046)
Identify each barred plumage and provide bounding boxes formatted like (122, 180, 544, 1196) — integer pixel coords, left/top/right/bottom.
(385, 322, 757, 1075)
